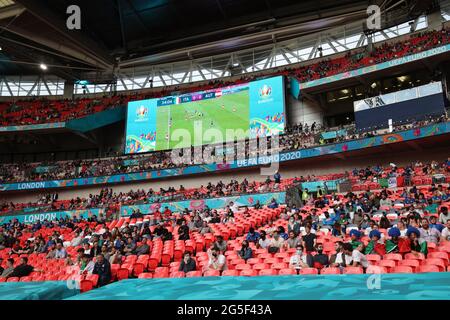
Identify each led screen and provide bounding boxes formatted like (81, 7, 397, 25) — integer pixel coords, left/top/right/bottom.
(125, 75, 285, 154)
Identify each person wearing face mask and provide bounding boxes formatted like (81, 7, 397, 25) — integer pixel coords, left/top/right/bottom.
(289, 244, 313, 273)
(287, 217, 300, 236)
(237, 240, 253, 261)
(257, 231, 270, 249)
(312, 244, 329, 269)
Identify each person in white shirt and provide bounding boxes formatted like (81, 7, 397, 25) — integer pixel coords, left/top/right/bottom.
(54, 243, 68, 259)
(205, 247, 227, 272)
(257, 231, 271, 249)
(440, 220, 450, 242)
(289, 245, 312, 273)
(229, 202, 239, 213)
(79, 254, 95, 275)
(343, 243, 368, 269)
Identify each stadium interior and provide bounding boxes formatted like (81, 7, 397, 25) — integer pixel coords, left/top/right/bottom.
(0, 0, 449, 301)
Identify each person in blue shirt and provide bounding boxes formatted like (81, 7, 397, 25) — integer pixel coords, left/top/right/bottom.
(267, 198, 279, 209)
(322, 211, 336, 226)
(246, 227, 260, 243)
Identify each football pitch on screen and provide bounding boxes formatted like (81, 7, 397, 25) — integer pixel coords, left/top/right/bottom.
(156, 89, 250, 150)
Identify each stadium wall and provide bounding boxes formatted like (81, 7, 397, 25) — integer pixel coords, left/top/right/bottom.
(287, 95, 324, 125)
(1, 143, 448, 205)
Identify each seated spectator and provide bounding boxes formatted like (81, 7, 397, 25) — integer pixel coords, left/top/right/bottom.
(179, 252, 197, 273)
(349, 229, 362, 250)
(267, 198, 279, 209)
(419, 218, 441, 244)
(134, 238, 150, 256)
(439, 206, 449, 224)
(330, 241, 352, 268)
(7, 257, 35, 279)
(286, 231, 301, 249)
(312, 244, 329, 269)
(177, 219, 190, 240)
(385, 227, 401, 254)
(1, 258, 14, 278)
(93, 254, 112, 287)
(365, 230, 386, 256)
(440, 220, 450, 242)
(79, 254, 95, 275)
(205, 247, 227, 272)
(123, 238, 137, 256)
(237, 240, 252, 261)
(54, 242, 68, 259)
(342, 243, 368, 270)
(289, 244, 313, 273)
(257, 231, 270, 249)
(214, 235, 227, 253)
(199, 221, 212, 234)
(246, 227, 260, 243)
(268, 231, 284, 254)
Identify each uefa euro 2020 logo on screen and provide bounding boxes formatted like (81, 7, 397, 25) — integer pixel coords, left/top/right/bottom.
(259, 84, 272, 99)
(136, 105, 148, 121)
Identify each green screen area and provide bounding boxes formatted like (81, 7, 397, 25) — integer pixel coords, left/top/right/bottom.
(156, 89, 249, 150)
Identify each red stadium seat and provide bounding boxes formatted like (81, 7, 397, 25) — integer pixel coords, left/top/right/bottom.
(300, 268, 318, 275)
(138, 273, 153, 279)
(203, 270, 221, 277)
(259, 269, 278, 276)
(422, 258, 446, 272)
(222, 270, 239, 276)
(239, 269, 258, 276)
(170, 271, 185, 278)
(343, 267, 363, 274)
(320, 267, 341, 275)
(235, 264, 251, 271)
(391, 266, 413, 274)
(186, 271, 202, 278)
(378, 259, 396, 270)
(366, 265, 387, 274)
(416, 265, 440, 273)
(383, 253, 402, 263)
(116, 268, 130, 281)
(428, 252, 449, 265)
(278, 268, 296, 275)
(7, 277, 19, 282)
(79, 280, 94, 293)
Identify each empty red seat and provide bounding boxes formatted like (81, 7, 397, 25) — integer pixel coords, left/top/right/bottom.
(203, 270, 220, 277)
(343, 267, 363, 274)
(321, 267, 341, 275)
(235, 264, 251, 271)
(7, 277, 19, 282)
(300, 268, 318, 275)
(253, 263, 269, 270)
(383, 253, 402, 262)
(398, 259, 420, 271)
(391, 266, 413, 274)
(239, 269, 258, 276)
(170, 271, 185, 278)
(186, 271, 202, 278)
(278, 268, 296, 275)
(404, 253, 425, 261)
(138, 273, 153, 279)
(428, 252, 449, 265)
(378, 259, 396, 270)
(79, 280, 94, 293)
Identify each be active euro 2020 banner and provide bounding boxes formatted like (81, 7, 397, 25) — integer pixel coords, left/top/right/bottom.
(124, 76, 286, 154)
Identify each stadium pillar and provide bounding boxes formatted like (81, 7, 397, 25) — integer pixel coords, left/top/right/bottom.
(427, 10, 443, 31)
(64, 81, 74, 99)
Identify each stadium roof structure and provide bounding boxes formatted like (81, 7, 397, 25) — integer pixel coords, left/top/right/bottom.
(0, 0, 440, 83)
